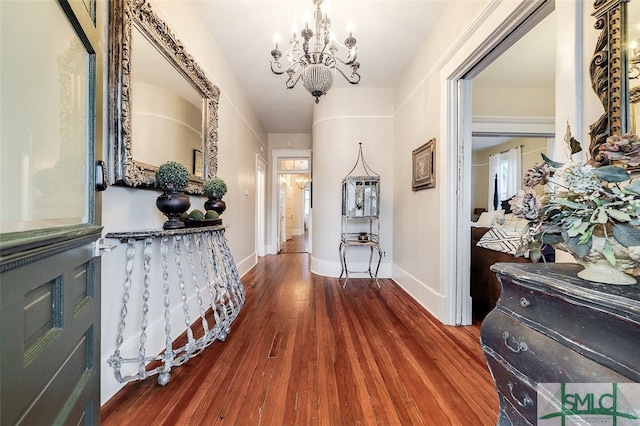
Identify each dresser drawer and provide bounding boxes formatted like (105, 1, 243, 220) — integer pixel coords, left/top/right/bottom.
(481, 310, 631, 384)
(485, 353, 536, 425)
(497, 276, 640, 380)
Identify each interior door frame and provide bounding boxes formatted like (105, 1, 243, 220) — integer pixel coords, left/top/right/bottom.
(441, 0, 565, 325)
(269, 149, 312, 255)
(256, 154, 267, 257)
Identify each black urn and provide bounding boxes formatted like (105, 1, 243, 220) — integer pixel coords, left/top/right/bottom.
(204, 197, 226, 215)
(156, 191, 191, 229)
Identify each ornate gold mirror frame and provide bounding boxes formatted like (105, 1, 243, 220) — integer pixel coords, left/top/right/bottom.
(110, 0, 219, 194)
(589, 0, 629, 165)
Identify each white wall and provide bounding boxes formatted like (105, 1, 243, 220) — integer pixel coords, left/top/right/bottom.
(473, 87, 555, 117)
(100, 0, 267, 405)
(310, 88, 394, 278)
(268, 133, 312, 150)
(391, 1, 488, 319)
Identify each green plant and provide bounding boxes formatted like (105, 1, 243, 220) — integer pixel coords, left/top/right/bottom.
(204, 176, 227, 198)
(155, 161, 190, 192)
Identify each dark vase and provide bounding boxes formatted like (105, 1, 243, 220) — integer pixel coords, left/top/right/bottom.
(204, 197, 226, 215)
(156, 191, 191, 229)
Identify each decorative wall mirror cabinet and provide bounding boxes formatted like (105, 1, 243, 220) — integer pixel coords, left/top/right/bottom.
(110, 0, 220, 194)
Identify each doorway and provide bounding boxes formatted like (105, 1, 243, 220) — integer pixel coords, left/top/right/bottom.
(468, 11, 556, 321)
(270, 149, 312, 255)
(278, 172, 310, 253)
(442, 0, 560, 325)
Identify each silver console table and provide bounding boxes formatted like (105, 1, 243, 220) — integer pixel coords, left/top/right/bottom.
(105, 224, 245, 386)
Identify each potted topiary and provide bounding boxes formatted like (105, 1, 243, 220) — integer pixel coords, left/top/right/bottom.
(155, 161, 191, 229)
(203, 176, 227, 215)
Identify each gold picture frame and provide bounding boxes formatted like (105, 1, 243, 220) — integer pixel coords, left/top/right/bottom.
(412, 138, 436, 191)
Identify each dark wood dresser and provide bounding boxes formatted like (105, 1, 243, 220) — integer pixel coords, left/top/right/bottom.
(480, 263, 640, 425)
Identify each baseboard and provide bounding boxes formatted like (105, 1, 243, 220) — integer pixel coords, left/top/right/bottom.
(391, 263, 445, 321)
(236, 251, 257, 278)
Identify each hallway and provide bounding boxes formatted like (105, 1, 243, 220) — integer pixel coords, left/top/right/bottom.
(102, 254, 498, 425)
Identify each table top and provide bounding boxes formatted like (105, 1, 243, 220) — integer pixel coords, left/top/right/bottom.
(490, 262, 640, 318)
(105, 224, 227, 241)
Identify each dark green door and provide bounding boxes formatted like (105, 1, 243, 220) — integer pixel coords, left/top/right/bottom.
(0, 0, 103, 424)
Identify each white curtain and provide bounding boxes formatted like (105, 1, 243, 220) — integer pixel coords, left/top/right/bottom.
(487, 153, 500, 212)
(504, 146, 521, 200)
(487, 146, 521, 212)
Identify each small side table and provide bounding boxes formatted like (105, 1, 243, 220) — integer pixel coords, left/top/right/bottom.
(339, 232, 382, 288)
(105, 224, 245, 386)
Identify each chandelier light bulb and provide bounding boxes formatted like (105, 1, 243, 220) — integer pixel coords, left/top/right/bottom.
(346, 21, 354, 37)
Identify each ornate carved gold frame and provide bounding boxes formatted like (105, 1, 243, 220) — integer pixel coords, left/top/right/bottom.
(110, 0, 220, 194)
(589, 0, 629, 165)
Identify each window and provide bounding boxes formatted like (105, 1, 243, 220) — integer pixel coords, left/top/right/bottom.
(278, 158, 309, 172)
(488, 146, 521, 211)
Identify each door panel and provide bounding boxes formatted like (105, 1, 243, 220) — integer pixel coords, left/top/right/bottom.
(1, 231, 101, 424)
(0, 0, 103, 423)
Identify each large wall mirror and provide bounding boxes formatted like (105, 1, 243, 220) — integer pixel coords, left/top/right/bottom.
(110, 0, 219, 194)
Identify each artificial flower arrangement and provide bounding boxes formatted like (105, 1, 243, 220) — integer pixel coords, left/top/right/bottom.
(510, 127, 640, 272)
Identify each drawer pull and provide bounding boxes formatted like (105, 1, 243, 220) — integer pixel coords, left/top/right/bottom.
(502, 331, 528, 353)
(520, 297, 530, 307)
(508, 382, 533, 407)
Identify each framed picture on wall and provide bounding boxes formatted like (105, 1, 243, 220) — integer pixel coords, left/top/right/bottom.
(193, 149, 203, 178)
(412, 138, 436, 191)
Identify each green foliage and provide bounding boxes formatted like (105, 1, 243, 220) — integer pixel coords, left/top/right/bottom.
(156, 161, 190, 191)
(541, 152, 564, 169)
(204, 176, 227, 198)
(205, 210, 219, 220)
(592, 166, 630, 183)
(188, 209, 205, 221)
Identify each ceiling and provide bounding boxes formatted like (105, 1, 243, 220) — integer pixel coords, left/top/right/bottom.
(192, 1, 555, 136)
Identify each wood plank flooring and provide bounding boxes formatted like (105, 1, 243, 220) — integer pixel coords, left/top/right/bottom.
(280, 233, 308, 253)
(101, 253, 498, 425)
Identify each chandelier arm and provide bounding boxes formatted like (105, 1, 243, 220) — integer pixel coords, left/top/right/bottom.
(270, 61, 286, 75)
(335, 50, 358, 67)
(334, 66, 361, 85)
(285, 73, 304, 89)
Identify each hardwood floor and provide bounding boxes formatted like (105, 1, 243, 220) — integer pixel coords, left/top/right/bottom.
(101, 254, 498, 425)
(280, 232, 308, 253)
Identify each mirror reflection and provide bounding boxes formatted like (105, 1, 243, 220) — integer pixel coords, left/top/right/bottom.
(131, 26, 204, 175)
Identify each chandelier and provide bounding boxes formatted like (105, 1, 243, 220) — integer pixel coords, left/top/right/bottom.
(295, 176, 309, 189)
(269, 0, 361, 103)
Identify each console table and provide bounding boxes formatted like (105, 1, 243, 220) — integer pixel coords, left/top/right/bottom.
(480, 263, 640, 425)
(105, 225, 245, 386)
